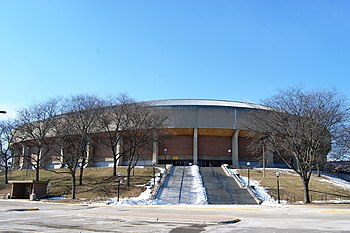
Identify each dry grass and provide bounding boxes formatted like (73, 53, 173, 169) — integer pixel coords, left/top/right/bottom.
(2, 166, 349, 204)
(0, 166, 157, 200)
(238, 168, 350, 203)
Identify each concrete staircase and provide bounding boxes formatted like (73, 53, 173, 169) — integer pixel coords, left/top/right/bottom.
(157, 166, 199, 204)
(200, 167, 257, 205)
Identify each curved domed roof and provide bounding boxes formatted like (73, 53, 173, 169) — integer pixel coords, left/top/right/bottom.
(148, 99, 266, 110)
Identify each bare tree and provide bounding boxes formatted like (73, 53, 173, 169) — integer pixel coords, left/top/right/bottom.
(328, 125, 350, 173)
(97, 94, 132, 177)
(330, 126, 350, 161)
(52, 113, 79, 199)
(248, 87, 348, 203)
(66, 95, 103, 186)
(52, 94, 103, 199)
(0, 120, 17, 184)
(121, 101, 168, 187)
(15, 98, 60, 181)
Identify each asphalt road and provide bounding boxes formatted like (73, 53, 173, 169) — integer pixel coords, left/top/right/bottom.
(0, 200, 350, 232)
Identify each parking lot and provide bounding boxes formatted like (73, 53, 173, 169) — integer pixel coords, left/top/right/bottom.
(0, 200, 350, 232)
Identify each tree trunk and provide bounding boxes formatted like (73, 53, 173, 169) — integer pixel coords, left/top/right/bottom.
(316, 163, 321, 177)
(127, 166, 131, 187)
(35, 167, 40, 181)
(113, 153, 117, 177)
(79, 157, 85, 185)
(79, 165, 84, 186)
(72, 174, 76, 199)
(302, 178, 311, 203)
(4, 166, 8, 184)
(111, 144, 117, 177)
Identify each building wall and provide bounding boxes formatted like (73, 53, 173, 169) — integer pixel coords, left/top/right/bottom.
(161, 107, 255, 130)
(93, 142, 113, 162)
(158, 136, 193, 161)
(238, 137, 259, 162)
(198, 135, 231, 160)
(14, 101, 271, 168)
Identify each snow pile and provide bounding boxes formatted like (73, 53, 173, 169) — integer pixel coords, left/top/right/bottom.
(189, 165, 208, 204)
(313, 174, 350, 204)
(317, 174, 350, 190)
(106, 169, 167, 206)
(107, 186, 167, 206)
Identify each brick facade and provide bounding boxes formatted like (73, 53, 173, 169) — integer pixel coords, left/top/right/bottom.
(158, 136, 193, 161)
(198, 136, 231, 160)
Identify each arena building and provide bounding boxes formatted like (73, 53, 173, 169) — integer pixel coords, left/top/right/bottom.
(14, 99, 276, 169)
(149, 99, 274, 167)
(91, 99, 275, 168)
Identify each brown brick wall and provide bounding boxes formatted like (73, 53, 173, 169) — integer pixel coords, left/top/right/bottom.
(45, 144, 60, 163)
(94, 143, 113, 159)
(138, 145, 153, 161)
(159, 136, 193, 160)
(239, 137, 260, 162)
(198, 136, 231, 160)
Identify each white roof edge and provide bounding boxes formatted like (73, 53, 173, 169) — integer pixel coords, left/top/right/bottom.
(146, 99, 266, 109)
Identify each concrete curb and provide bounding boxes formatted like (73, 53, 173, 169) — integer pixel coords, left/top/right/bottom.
(111, 215, 242, 225)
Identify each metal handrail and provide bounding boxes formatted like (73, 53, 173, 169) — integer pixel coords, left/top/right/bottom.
(178, 166, 186, 203)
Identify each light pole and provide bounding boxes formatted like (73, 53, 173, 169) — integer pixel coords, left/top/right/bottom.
(247, 162, 251, 187)
(152, 162, 156, 186)
(275, 171, 281, 204)
(117, 172, 122, 202)
(164, 148, 167, 172)
(227, 149, 231, 166)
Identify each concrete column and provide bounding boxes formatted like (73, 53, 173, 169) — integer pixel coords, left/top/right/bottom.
(60, 146, 65, 167)
(20, 144, 30, 169)
(152, 140, 158, 164)
(266, 141, 275, 167)
(84, 141, 93, 167)
(38, 146, 44, 167)
(232, 130, 240, 167)
(116, 138, 123, 166)
(19, 145, 24, 169)
(11, 146, 20, 170)
(193, 128, 198, 165)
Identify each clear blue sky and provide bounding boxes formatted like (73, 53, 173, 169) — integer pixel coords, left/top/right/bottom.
(1, 0, 349, 118)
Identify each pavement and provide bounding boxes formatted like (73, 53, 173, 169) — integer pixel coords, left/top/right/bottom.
(1, 200, 350, 232)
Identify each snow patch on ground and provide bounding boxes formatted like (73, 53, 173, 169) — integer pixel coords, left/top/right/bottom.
(107, 186, 167, 206)
(106, 168, 164, 206)
(316, 174, 350, 190)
